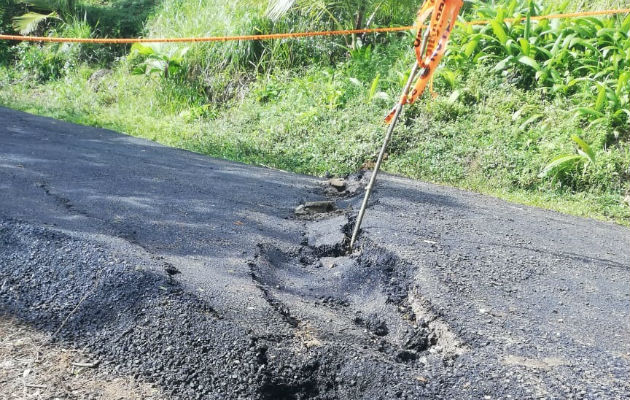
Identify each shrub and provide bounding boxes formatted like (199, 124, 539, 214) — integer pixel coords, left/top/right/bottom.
(14, 17, 93, 82)
(0, 0, 26, 63)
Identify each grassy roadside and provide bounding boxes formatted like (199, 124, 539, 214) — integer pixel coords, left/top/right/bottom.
(1, 61, 627, 225)
(0, 0, 628, 225)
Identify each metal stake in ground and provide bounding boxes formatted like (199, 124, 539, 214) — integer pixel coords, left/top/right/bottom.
(349, 31, 429, 250)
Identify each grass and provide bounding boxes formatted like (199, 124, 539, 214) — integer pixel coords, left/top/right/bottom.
(0, 0, 628, 226)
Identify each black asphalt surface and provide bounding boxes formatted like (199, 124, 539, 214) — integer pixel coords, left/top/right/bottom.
(1, 106, 629, 399)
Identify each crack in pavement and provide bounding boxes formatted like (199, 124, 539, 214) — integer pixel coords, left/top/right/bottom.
(2, 107, 628, 399)
(35, 180, 189, 282)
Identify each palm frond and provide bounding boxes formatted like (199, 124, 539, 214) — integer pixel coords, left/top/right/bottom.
(12, 11, 58, 35)
(15, 0, 76, 21)
(266, 0, 297, 21)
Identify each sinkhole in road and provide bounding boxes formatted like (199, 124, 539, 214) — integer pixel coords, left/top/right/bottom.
(248, 206, 466, 398)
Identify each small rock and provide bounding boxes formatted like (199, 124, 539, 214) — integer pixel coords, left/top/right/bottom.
(294, 201, 336, 215)
(327, 178, 346, 191)
(365, 314, 389, 337)
(319, 257, 338, 269)
(164, 263, 180, 276)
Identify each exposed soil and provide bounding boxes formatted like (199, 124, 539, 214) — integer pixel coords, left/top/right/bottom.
(0, 316, 163, 399)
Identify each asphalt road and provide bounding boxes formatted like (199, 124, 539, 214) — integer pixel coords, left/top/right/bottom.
(1, 106, 629, 399)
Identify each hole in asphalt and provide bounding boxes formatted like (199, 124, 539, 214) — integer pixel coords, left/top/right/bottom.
(250, 211, 465, 376)
(0, 170, 465, 399)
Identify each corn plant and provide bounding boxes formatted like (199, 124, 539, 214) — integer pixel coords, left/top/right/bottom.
(447, 0, 630, 132)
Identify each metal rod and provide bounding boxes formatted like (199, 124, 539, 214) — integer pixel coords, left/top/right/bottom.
(349, 29, 430, 250)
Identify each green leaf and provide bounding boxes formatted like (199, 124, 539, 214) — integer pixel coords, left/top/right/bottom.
(517, 55, 540, 71)
(571, 135, 595, 164)
(167, 63, 181, 76)
(463, 38, 479, 58)
(617, 72, 630, 97)
(131, 65, 146, 75)
(518, 114, 543, 131)
(539, 154, 582, 178)
(525, 0, 532, 41)
(575, 107, 604, 118)
(12, 11, 58, 35)
(438, 69, 456, 89)
(368, 73, 380, 101)
(490, 20, 508, 46)
(567, 77, 592, 87)
(518, 38, 531, 57)
(130, 43, 155, 56)
(614, 108, 630, 119)
(594, 84, 607, 112)
(568, 38, 599, 54)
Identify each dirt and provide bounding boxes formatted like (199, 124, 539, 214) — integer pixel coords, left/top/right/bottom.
(0, 316, 162, 399)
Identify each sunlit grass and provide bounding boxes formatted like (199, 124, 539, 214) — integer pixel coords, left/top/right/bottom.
(0, 0, 628, 225)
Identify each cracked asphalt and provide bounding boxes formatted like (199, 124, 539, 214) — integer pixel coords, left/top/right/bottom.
(1, 106, 629, 399)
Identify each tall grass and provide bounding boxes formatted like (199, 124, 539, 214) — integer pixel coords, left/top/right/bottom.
(142, 0, 420, 99)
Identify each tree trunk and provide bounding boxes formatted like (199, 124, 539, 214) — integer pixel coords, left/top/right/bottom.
(351, 5, 365, 50)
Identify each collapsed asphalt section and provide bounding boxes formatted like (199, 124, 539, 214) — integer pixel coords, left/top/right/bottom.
(1, 107, 629, 399)
(0, 210, 464, 399)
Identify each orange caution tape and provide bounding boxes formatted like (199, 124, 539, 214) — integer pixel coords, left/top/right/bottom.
(384, 0, 463, 124)
(0, 26, 411, 44)
(0, 8, 627, 44)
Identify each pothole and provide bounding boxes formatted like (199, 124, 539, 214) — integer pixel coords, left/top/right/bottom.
(250, 227, 465, 367)
(304, 214, 353, 258)
(247, 175, 467, 396)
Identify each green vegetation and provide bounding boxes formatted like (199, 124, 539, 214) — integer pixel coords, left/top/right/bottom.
(0, 0, 628, 224)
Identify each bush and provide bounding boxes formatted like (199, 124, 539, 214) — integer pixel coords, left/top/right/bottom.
(0, 0, 26, 64)
(14, 18, 93, 82)
(14, 42, 65, 82)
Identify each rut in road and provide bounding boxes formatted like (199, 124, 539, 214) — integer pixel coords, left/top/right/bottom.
(250, 175, 467, 385)
(1, 170, 464, 399)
